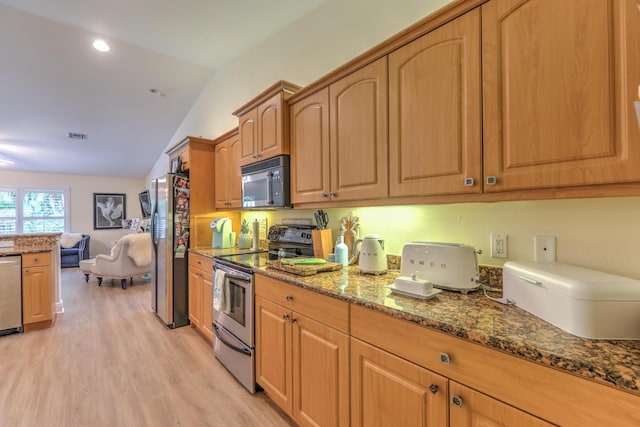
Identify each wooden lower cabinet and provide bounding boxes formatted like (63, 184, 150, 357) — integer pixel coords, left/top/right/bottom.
(449, 382, 553, 427)
(351, 338, 448, 427)
(22, 251, 53, 331)
(255, 276, 349, 426)
(188, 253, 213, 343)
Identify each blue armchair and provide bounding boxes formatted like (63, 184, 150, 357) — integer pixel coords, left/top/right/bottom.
(60, 234, 90, 268)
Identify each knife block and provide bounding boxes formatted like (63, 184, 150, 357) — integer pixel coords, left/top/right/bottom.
(312, 229, 333, 260)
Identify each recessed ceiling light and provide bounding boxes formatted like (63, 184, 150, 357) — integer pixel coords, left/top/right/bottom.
(93, 39, 110, 52)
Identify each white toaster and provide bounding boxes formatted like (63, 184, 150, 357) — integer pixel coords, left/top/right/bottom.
(400, 242, 480, 293)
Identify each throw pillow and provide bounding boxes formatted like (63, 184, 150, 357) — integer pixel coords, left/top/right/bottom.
(60, 233, 83, 249)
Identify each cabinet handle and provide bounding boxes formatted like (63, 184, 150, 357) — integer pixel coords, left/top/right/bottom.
(33, 258, 39, 263)
(329, 191, 336, 199)
(321, 193, 329, 198)
(24, 269, 30, 273)
(429, 384, 439, 394)
(291, 318, 297, 324)
(282, 314, 289, 320)
(439, 353, 451, 364)
(486, 176, 497, 185)
(464, 177, 474, 187)
(285, 295, 293, 302)
(452, 395, 464, 408)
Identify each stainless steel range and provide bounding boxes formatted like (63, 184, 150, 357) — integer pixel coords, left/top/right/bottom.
(211, 225, 315, 393)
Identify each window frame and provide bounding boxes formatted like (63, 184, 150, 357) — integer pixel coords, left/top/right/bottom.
(0, 187, 70, 234)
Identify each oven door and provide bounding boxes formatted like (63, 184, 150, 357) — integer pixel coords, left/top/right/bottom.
(213, 264, 253, 346)
(241, 169, 271, 208)
(213, 322, 255, 393)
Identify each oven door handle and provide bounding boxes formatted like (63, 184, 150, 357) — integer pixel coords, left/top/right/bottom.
(223, 273, 250, 282)
(213, 323, 252, 355)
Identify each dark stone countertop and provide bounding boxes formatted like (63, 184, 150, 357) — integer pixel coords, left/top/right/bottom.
(253, 264, 640, 397)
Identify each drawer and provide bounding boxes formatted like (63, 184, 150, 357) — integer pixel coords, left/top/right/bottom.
(255, 275, 349, 334)
(22, 252, 51, 267)
(350, 304, 640, 426)
(189, 253, 212, 272)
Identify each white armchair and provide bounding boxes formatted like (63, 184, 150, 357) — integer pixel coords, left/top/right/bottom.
(91, 233, 152, 289)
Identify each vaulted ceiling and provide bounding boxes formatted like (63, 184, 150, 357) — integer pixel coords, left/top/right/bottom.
(0, 0, 324, 178)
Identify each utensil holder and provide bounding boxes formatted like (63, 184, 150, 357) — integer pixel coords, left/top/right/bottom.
(312, 229, 333, 260)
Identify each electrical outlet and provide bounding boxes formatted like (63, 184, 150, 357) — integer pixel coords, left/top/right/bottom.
(491, 233, 507, 258)
(534, 235, 556, 262)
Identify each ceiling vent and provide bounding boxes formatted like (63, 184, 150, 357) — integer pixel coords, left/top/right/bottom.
(67, 132, 87, 140)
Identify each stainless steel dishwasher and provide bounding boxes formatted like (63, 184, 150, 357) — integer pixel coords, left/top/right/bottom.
(0, 255, 22, 335)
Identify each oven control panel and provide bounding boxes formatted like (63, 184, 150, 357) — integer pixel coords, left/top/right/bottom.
(268, 225, 315, 245)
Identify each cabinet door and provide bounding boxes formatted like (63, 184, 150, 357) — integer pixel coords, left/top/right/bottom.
(351, 338, 448, 427)
(483, 0, 640, 191)
(255, 296, 293, 415)
(201, 271, 213, 341)
(228, 133, 243, 208)
(22, 266, 52, 324)
(389, 9, 482, 197)
(292, 314, 349, 427)
(257, 91, 286, 161)
(214, 141, 230, 208)
(239, 108, 258, 166)
(449, 381, 554, 426)
(290, 88, 331, 204)
(188, 268, 202, 327)
(329, 57, 388, 202)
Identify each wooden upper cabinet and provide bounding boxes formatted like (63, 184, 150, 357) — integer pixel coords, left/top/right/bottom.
(233, 81, 301, 167)
(238, 110, 257, 166)
(290, 88, 331, 204)
(482, 0, 640, 192)
(389, 8, 482, 197)
(329, 57, 389, 202)
(214, 128, 241, 209)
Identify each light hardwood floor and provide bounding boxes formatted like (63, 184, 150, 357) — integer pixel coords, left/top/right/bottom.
(0, 269, 295, 427)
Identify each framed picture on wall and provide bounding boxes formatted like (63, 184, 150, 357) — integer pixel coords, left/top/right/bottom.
(93, 193, 126, 230)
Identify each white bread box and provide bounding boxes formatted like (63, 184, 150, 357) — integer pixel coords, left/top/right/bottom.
(503, 261, 640, 339)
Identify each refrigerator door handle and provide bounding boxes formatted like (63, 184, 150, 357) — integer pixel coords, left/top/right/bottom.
(152, 211, 159, 246)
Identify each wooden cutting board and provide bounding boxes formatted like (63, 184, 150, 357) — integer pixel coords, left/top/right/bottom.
(266, 259, 343, 276)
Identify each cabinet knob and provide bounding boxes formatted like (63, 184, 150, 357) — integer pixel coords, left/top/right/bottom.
(486, 176, 497, 185)
(329, 191, 336, 199)
(321, 193, 329, 198)
(285, 295, 293, 302)
(429, 384, 439, 394)
(24, 269, 30, 273)
(464, 177, 474, 187)
(452, 395, 464, 408)
(282, 314, 289, 320)
(291, 318, 297, 324)
(439, 353, 451, 364)
(252, 154, 258, 159)
(33, 258, 39, 262)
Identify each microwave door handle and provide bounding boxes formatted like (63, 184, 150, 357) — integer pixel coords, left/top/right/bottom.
(267, 171, 273, 205)
(213, 324, 252, 355)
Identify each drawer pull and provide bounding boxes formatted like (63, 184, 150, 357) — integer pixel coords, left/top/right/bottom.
(439, 353, 451, 364)
(291, 318, 297, 324)
(285, 295, 293, 302)
(486, 176, 497, 185)
(282, 314, 289, 320)
(452, 395, 463, 408)
(429, 384, 439, 394)
(33, 258, 39, 263)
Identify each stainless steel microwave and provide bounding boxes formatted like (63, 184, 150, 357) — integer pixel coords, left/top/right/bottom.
(241, 155, 292, 209)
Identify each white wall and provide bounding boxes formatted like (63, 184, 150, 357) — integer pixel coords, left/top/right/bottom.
(0, 170, 146, 256)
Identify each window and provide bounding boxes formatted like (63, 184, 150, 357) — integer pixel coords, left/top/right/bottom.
(0, 188, 69, 234)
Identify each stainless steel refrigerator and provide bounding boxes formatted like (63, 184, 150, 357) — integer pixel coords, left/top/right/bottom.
(150, 173, 189, 328)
